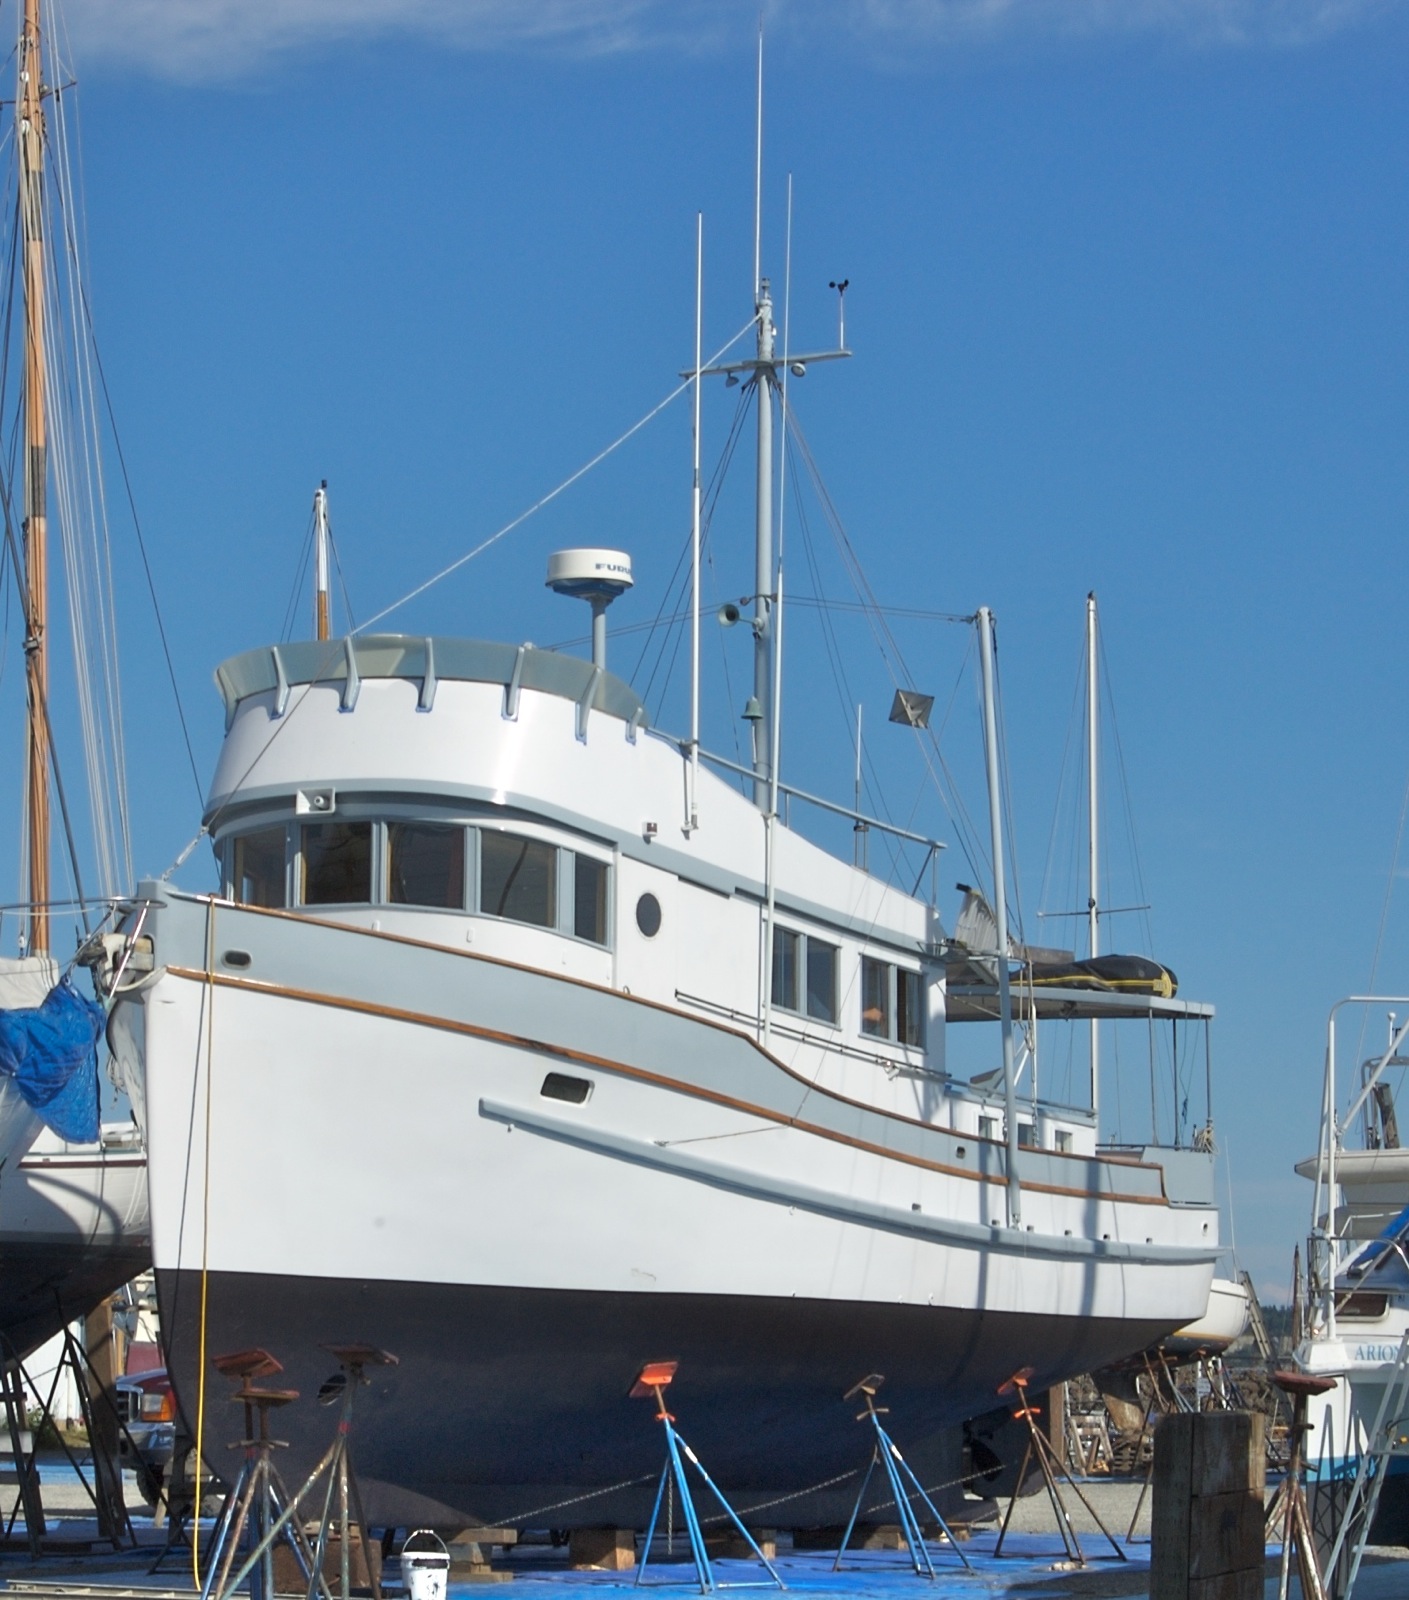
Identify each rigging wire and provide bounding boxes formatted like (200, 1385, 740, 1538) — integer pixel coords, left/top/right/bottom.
(354, 313, 761, 638)
(279, 504, 317, 643)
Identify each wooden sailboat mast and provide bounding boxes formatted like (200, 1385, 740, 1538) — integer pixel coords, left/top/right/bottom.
(19, 0, 49, 956)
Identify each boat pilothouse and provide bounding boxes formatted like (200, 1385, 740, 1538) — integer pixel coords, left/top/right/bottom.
(104, 165, 1222, 1527)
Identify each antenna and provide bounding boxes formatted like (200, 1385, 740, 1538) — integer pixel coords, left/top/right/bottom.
(689, 213, 703, 834)
(753, 17, 763, 297)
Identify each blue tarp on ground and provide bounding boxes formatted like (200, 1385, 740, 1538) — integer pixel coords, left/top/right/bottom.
(0, 976, 104, 1144)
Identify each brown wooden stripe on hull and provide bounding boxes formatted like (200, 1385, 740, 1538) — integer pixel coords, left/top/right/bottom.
(163, 963, 1172, 1209)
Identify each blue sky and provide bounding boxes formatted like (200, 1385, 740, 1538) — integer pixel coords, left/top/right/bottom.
(4, 0, 1409, 1296)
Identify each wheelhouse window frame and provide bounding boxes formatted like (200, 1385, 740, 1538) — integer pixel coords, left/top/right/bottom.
(770, 925, 839, 1026)
(221, 811, 614, 951)
(860, 954, 925, 1048)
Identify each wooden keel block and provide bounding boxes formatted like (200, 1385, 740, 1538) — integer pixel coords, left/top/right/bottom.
(705, 1528, 777, 1560)
(568, 1526, 636, 1571)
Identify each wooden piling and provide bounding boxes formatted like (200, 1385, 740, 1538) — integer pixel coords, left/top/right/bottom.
(1151, 1411, 1265, 1600)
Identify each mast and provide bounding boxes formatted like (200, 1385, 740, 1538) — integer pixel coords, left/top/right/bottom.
(19, 0, 48, 956)
(749, 320, 775, 806)
(978, 606, 1022, 1227)
(1086, 591, 1099, 1119)
(313, 481, 331, 641)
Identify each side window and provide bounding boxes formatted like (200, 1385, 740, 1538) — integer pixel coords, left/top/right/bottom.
(573, 854, 609, 945)
(480, 832, 556, 928)
(861, 956, 890, 1038)
(388, 822, 465, 909)
(861, 956, 925, 1047)
(231, 827, 286, 908)
(772, 930, 838, 1024)
(896, 967, 924, 1047)
(805, 938, 838, 1023)
(301, 821, 373, 905)
(771, 928, 801, 1012)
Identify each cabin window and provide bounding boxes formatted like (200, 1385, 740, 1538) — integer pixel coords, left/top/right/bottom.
(574, 855, 609, 945)
(979, 1116, 997, 1140)
(771, 929, 801, 1012)
(1054, 1129, 1074, 1154)
(1018, 1121, 1037, 1147)
(480, 831, 556, 928)
(860, 957, 891, 1038)
(861, 957, 924, 1046)
(301, 821, 373, 905)
(771, 929, 838, 1023)
(896, 967, 923, 1046)
(231, 827, 286, 908)
(388, 821, 465, 909)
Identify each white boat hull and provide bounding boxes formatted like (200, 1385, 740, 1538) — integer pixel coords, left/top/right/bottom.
(117, 887, 1217, 1526)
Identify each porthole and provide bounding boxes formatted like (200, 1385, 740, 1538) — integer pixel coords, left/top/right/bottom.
(635, 892, 662, 938)
(222, 950, 252, 969)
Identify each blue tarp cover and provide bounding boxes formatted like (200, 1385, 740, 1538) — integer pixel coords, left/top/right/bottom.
(0, 977, 104, 1144)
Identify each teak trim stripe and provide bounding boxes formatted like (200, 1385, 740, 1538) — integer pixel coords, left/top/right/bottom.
(157, 893, 1160, 1177)
(165, 964, 1171, 1209)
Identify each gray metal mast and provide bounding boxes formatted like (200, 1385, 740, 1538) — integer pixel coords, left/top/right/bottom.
(978, 606, 1022, 1227)
(751, 279, 776, 807)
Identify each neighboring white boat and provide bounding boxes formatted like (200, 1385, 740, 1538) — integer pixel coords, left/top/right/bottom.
(0, 0, 150, 1352)
(103, 258, 1223, 1528)
(0, 1122, 149, 1359)
(1164, 1274, 1251, 1358)
(1295, 1000, 1409, 1542)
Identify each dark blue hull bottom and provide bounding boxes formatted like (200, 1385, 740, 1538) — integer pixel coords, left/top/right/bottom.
(157, 1269, 1174, 1529)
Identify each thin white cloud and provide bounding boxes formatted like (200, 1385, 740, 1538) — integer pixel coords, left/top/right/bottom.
(49, 0, 1398, 81)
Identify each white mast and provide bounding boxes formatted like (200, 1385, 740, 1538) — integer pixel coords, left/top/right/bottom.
(688, 217, 702, 834)
(1086, 591, 1099, 1120)
(313, 481, 331, 642)
(978, 606, 1022, 1227)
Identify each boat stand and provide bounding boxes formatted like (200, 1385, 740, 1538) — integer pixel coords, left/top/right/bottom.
(200, 1342, 395, 1600)
(831, 1374, 971, 1578)
(198, 1349, 330, 1600)
(993, 1368, 1125, 1566)
(632, 1361, 783, 1594)
(0, 1326, 141, 1554)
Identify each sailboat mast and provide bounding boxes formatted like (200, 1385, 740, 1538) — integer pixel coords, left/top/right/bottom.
(19, 0, 49, 956)
(313, 481, 331, 641)
(1086, 591, 1099, 1119)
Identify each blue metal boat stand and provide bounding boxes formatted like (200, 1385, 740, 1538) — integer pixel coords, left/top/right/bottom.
(832, 1374, 973, 1578)
(632, 1361, 784, 1594)
(992, 1367, 1126, 1566)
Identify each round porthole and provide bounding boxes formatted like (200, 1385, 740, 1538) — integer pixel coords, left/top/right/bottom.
(635, 892, 662, 938)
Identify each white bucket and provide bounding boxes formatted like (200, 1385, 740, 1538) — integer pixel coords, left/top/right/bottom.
(400, 1529, 450, 1600)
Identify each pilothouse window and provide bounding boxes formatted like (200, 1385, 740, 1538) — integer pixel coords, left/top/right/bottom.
(301, 821, 373, 905)
(232, 827, 286, 908)
(480, 832, 556, 928)
(388, 822, 465, 909)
